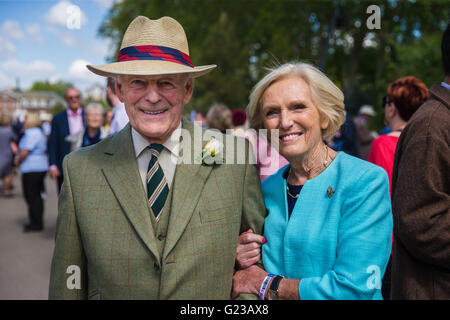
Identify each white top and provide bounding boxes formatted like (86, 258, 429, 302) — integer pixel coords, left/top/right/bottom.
(109, 102, 129, 135)
(131, 122, 181, 194)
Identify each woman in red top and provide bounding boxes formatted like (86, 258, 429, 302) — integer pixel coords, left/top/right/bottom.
(369, 76, 429, 192)
(368, 75, 429, 299)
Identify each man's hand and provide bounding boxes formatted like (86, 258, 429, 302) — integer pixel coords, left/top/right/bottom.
(49, 166, 60, 181)
(231, 265, 267, 299)
(235, 229, 266, 269)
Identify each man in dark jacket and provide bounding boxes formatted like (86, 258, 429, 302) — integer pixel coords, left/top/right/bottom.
(48, 87, 85, 192)
(391, 22, 450, 299)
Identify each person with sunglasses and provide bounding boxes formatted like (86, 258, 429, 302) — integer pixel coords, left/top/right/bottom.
(48, 87, 85, 193)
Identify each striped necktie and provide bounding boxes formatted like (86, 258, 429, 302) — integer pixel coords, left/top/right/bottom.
(146, 144, 169, 222)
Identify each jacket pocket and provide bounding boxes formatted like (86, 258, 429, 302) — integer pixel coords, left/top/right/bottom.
(199, 205, 234, 223)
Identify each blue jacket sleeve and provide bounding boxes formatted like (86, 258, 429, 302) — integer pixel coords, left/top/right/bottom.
(299, 167, 393, 300)
(48, 115, 59, 167)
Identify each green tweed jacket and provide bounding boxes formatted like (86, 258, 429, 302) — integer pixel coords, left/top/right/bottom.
(48, 119, 266, 299)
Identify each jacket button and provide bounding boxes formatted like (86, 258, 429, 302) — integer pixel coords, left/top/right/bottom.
(154, 263, 160, 271)
(157, 234, 165, 241)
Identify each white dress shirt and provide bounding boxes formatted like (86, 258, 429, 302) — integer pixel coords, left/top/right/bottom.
(109, 102, 129, 135)
(131, 122, 181, 194)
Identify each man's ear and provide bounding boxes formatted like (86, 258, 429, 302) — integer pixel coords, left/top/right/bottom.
(115, 79, 125, 103)
(183, 78, 194, 105)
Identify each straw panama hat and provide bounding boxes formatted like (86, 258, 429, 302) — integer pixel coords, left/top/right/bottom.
(87, 16, 216, 78)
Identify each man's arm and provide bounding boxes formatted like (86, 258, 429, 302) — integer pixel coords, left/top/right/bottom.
(48, 116, 61, 180)
(240, 138, 266, 236)
(49, 155, 88, 299)
(235, 139, 267, 300)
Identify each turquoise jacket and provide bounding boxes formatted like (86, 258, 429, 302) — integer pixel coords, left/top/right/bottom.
(261, 152, 393, 300)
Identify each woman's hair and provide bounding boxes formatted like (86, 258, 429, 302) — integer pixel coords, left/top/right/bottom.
(24, 112, 42, 130)
(0, 114, 11, 126)
(85, 102, 105, 115)
(206, 103, 233, 133)
(387, 76, 429, 122)
(247, 62, 345, 139)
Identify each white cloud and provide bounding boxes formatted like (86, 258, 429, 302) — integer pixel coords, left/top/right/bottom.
(67, 59, 102, 90)
(0, 36, 16, 58)
(0, 59, 57, 90)
(26, 24, 44, 43)
(0, 70, 12, 88)
(45, 0, 87, 29)
(0, 59, 55, 75)
(1, 20, 24, 40)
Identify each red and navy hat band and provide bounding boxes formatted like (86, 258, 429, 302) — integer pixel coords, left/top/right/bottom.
(117, 45, 194, 68)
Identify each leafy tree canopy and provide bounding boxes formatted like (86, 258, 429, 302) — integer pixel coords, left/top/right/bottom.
(98, 0, 449, 130)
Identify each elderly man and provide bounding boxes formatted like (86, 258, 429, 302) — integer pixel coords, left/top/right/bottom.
(48, 87, 85, 192)
(49, 16, 266, 300)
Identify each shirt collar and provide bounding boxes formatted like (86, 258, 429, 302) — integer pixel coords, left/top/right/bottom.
(131, 121, 182, 159)
(67, 108, 82, 117)
(441, 81, 450, 91)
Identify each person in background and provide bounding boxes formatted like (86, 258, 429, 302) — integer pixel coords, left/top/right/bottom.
(106, 77, 129, 135)
(354, 105, 377, 160)
(328, 110, 358, 157)
(195, 111, 207, 128)
(368, 76, 429, 300)
(230, 109, 289, 181)
(65, 103, 108, 151)
(231, 109, 249, 131)
(232, 62, 392, 300)
(390, 22, 450, 300)
(103, 109, 114, 134)
(206, 103, 233, 133)
(0, 114, 17, 197)
(369, 77, 429, 193)
(48, 87, 85, 193)
(14, 112, 48, 232)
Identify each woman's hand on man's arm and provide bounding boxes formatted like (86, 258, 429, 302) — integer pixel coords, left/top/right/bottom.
(235, 228, 266, 269)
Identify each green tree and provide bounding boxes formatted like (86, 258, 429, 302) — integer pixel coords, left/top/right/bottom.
(27, 80, 74, 98)
(98, 0, 449, 130)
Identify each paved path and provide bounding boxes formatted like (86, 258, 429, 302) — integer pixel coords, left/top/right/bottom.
(0, 173, 58, 300)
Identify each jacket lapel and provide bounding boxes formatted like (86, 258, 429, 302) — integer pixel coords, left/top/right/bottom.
(163, 119, 213, 259)
(101, 124, 161, 262)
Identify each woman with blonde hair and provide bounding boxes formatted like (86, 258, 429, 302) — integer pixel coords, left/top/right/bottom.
(65, 103, 108, 151)
(15, 112, 48, 232)
(232, 62, 393, 300)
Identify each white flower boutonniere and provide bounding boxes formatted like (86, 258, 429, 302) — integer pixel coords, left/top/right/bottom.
(199, 138, 223, 165)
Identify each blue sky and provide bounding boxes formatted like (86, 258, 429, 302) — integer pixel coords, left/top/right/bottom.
(0, 0, 119, 91)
